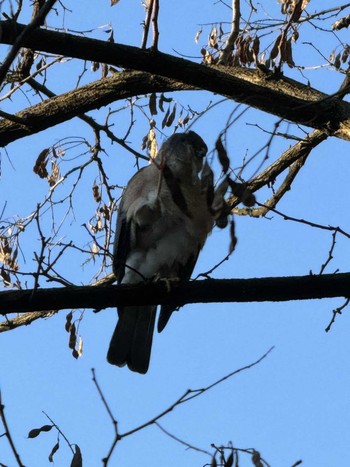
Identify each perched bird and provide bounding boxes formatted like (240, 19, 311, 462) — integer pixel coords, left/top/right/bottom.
(107, 131, 214, 374)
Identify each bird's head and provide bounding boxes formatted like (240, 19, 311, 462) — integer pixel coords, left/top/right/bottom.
(156, 131, 208, 180)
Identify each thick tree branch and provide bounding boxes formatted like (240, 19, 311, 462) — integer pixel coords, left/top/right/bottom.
(1, 21, 350, 142)
(0, 71, 189, 146)
(0, 274, 349, 315)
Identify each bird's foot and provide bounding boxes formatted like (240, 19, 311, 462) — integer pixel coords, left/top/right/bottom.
(152, 275, 180, 292)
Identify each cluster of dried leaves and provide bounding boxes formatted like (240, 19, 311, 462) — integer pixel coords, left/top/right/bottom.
(28, 422, 82, 466)
(201, 0, 309, 69)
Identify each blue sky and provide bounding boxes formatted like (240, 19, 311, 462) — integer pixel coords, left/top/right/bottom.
(1, 1, 350, 466)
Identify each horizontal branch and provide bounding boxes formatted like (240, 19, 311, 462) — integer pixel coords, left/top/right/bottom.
(1, 273, 349, 314)
(1, 21, 350, 142)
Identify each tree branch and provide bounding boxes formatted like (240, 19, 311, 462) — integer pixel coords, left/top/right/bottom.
(0, 71, 188, 147)
(0, 273, 349, 315)
(1, 21, 350, 142)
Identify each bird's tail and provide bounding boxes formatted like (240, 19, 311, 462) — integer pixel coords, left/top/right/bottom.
(107, 306, 157, 374)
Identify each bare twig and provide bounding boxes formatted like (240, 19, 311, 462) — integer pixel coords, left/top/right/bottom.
(96, 347, 273, 465)
(0, 392, 25, 467)
(325, 297, 350, 333)
(151, 0, 160, 50)
(219, 0, 241, 64)
(141, 0, 155, 49)
(319, 231, 337, 275)
(155, 422, 211, 456)
(0, 0, 58, 85)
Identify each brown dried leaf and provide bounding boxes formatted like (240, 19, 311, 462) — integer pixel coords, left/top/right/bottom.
(111, 0, 121, 5)
(65, 311, 73, 332)
(252, 450, 263, 467)
(165, 104, 177, 127)
(209, 26, 218, 49)
(69, 323, 77, 349)
(92, 184, 101, 203)
(0, 266, 11, 286)
(158, 93, 172, 113)
(334, 53, 341, 70)
(70, 445, 83, 467)
(48, 441, 60, 463)
(200, 160, 214, 208)
(332, 14, 350, 31)
(91, 61, 99, 72)
(161, 106, 170, 129)
(269, 34, 282, 62)
(33, 148, 50, 179)
(149, 93, 157, 115)
(28, 425, 53, 439)
(252, 36, 260, 60)
(229, 218, 237, 254)
(215, 135, 230, 173)
(284, 38, 295, 68)
(48, 162, 60, 187)
(225, 452, 234, 467)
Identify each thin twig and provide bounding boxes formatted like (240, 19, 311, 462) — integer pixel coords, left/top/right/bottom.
(0, 392, 25, 467)
(0, 0, 58, 85)
(155, 422, 211, 456)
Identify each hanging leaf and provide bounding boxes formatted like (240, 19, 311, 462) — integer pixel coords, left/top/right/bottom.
(215, 135, 230, 173)
(48, 441, 60, 463)
(149, 93, 157, 115)
(70, 444, 83, 467)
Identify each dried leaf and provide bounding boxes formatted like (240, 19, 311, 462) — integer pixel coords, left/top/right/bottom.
(92, 184, 101, 203)
(194, 28, 202, 44)
(65, 311, 73, 332)
(332, 14, 350, 31)
(48, 161, 60, 187)
(334, 53, 341, 70)
(283, 38, 295, 68)
(215, 135, 230, 173)
(165, 104, 177, 127)
(161, 107, 170, 129)
(225, 451, 234, 467)
(149, 93, 157, 115)
(69, 323, 77, 350)
(148, 128, 158, 160)
(200, 160, 214, 208)
(209, 26, 218, 49)
(229, 218, 237, 254)
(252, 450, 263, 467)
(77, 337, 83, 357)
(158, 93, 172, 112)
(48, 441, 60, 463)
(252, 36, 260, 60)
(111, 0, 121, 5)
(33, 148, 50, 179)
(269, 34, 282, 62)
(0, 266, 11, 286)
(70, 445, 83, 467)
(28, 425, 53, 439)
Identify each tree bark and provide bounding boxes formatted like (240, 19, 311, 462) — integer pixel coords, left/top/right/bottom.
(0, 273, 349, 314)
(1, 21, 350, 144)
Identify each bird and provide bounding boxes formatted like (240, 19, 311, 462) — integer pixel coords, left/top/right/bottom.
(107, 131, 214, 374)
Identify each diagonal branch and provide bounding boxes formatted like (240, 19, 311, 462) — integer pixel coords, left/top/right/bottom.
(0, 71, 189, 147)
